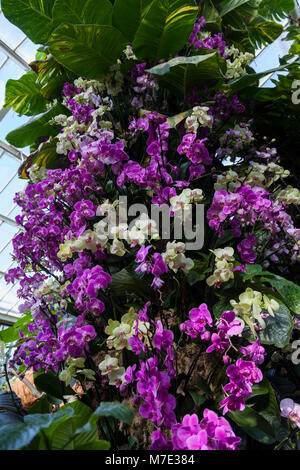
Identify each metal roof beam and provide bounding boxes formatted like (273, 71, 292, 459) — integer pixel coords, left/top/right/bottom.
(0, 140, 25, 162)
(0, 38, 30, 71)
(0, 213, 17, 227)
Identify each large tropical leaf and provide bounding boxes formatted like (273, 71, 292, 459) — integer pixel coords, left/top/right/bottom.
(48, 24, 127, 79)
(52, 0, 113, 27)
(258, 302, 294, 349)
(228, 61, 291, 93)
(19, 139, 61, 180)
(132, 0, 198, 62)
(4, 71, 49, 116)
(5, 103, 66, 148)
(50, 401, 98, 450)
(34, 370, 75, 401)
(246, 16, 283, 49)
(147, 52, 225, 96)
(1, 0, 55, 44)
(259, 0, 295, 21)
(197, 0, 221, 29)
(266, 275, 300, 317)
(216, 0, 260, 28)
(112, 0, 154, 41)
(228, 378, 281, 444)
(0, 408, 74, 450)
(30, 54, 72, 100)
(0, 313, 32, 343)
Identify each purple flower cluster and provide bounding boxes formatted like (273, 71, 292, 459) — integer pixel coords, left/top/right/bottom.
(135, 245, 168, 289)
(237, 233, 257, 264)
(171, 410, 241, 450)
(130, 62, 156, 109)
(180, 303, 213, 340)
(11, 314, 96, 372)
(189, 17, 227, 58)
(177, 134, 212, 166)
(219, 356, 264, 414)
(206, 311, 243, 355)
(207, 185, 300, 261)
(66, 265, 112, 322)
(135, 357, 176, 428)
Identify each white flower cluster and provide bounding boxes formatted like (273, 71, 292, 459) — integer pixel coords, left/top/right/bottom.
(230, 288, 280, 335)
(162, 241, 194, 273)
(185, 106, 213, 133)
(170, 188, 204, 223)
(99, 307, 149, 386)
(214, 162, 290, 191)
(275, 186, 300, 206)
(50, 78, 113, 155)
(57, 202, 159, 261)
(59, 357, 96, 386)
(206, 247, 235, 287)
(225, 46, 254, 79)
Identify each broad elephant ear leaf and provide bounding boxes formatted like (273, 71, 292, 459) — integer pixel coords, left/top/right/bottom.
(48, 24, 127, 79)
(112, 0, 154, 41)
(5, 102, 67, 148)
(258, 0, 295, 21)
(147, 52, 225, 96)
(258, 302, 293, 348)
(246, 16, 283, 49)
(1, 0, 55, 44)
(217, 0, 260, 28)
(132, 0, 198, 62)
(4, 71, 49, 116)
(52, 0, 113, 27)
(19, 139, 60, 180)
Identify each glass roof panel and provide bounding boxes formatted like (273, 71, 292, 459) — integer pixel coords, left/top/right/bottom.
(0, 7, 34, 323)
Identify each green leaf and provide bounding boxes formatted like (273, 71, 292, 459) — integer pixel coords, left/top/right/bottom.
(198, 0, 220, 26)
(1, 0, 55, 44)
(19, 139, 59, 180)
(28, 395, 51, 415)
(246, 16, 283, 49)
(166, 109, 193, 128)
(132, 0, 198, 62)
(186, 269, 205, 286)
(113, 0, 154, 41)
(0, 313, 32, 343)
(189, 390, 207, 406)
(250, 379, 281, 433)
(71, 401, 133, 438)
(218, 0, 253, 17)
(217, 0, 260, 28)
(259, 0, 295, 21)
(0, 408, 73, 450)
(5, 103, 66, 148)
(258, 302, 294, 348)
(74, 440, 111, 450)
(50, 401, 97, 450)
(147, 52, 225, 96)
(266, 275, 300, 316)
(4, 71, 49, 116)
(250, 378, 269, 398)
(241, 264, 273, 281)
(228, 62, 291, 93)
(92, 402, 133, 425)
(34, 370, 75, 400)
(213, 298, 232, 318)
(111, 268, 149, 297)
(229, 406, 276, 444)
(52, 0, 113, 27)
(48, 24, 127, 79)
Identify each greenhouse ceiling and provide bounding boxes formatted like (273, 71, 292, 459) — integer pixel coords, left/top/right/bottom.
(0, 5, 38, 324)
